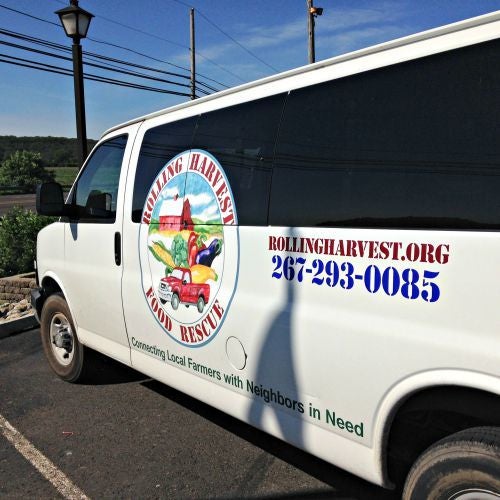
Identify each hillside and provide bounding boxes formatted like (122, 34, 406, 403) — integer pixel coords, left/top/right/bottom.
(0, 136, 98, 167)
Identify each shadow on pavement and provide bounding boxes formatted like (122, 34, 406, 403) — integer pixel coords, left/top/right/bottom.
(224, 491, 366, 500)
(80, 349, 149, 385)
(142, 379, 401, 500)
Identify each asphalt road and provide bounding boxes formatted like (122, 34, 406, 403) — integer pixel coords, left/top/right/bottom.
(0, 194, 36, 216)
(0, 328, 401, 499)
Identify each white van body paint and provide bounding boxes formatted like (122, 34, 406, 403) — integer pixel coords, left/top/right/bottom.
(36, 12, 500, 489)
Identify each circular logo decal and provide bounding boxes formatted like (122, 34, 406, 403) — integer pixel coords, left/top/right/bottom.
(139, 150, 239, 347)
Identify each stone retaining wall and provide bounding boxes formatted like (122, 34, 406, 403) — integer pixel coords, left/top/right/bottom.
(0, 273, 37, 302)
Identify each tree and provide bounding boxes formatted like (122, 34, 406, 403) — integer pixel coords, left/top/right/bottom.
(0, 207, 56, 276)
(0, 150, 54, 193)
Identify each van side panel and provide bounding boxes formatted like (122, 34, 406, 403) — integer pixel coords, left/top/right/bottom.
(117, 33, 500, 485)
(35, 14, 500, 489)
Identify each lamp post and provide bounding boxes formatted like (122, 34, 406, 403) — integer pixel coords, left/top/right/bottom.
(55, 0, 94, 166)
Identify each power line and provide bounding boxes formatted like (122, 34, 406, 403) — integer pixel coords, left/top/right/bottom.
(0, 27, 208, 90)
(0, 2, 185, 74)
(196, 10, 278, 72)
(84, 51, 222, 92)
(0, 2, 232, 87)
(53, 0, 186, 50)
(0, 52, 193, 96)
(0, 28, 189, 85)
(0, 29, 213, 96)
(166, 0, 278, 72)
(0, 3, 60, 27)
(0, 27, 221, 92)
(87, 37, 238, 86)
(83, 50, 220, 93)
(0, 39, 194, 91)
(88, 26, 245, 84)
(50, 0, 245, 83)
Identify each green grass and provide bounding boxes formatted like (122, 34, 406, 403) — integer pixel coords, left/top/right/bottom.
(50, 166, 79, 188)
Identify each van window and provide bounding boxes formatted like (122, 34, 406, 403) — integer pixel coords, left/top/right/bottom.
(72, 135, 127, 222)
(270, 39, 500, 229)
(192, 94, 286, 226)
(132, 116, 198, 222)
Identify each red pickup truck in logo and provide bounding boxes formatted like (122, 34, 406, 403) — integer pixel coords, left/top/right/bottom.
(157, 267, 210, 313)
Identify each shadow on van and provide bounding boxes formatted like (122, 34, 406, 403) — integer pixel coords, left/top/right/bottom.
(248, 226, 302, 448)
(142, 379, 400, 499)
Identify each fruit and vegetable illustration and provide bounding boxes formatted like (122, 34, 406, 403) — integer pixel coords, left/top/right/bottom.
(150, 233, 221, 313)
(147, 174, 224, 315)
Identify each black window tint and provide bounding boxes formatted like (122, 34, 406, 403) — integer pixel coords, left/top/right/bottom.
(192, 94, 285, 226)
(270, 39, 500, 229)
(132, 116, 197, 222)
(71, 135, 127, 222)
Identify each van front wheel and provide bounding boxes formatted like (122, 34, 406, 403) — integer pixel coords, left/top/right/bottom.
(403, 427, 500, 500)
(40, 293, 87, 383)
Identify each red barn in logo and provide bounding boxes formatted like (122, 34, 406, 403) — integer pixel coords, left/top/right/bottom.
(159, 194, 194, 231)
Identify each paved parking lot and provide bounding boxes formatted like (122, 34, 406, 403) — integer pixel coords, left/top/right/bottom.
(0, 328, 400, 499)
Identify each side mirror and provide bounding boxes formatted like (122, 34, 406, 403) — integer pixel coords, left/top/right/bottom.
(36, 182, 65, 216)
(86, 190, 112, 217)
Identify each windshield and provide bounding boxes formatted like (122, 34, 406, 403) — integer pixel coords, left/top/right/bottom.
(171, 269, 183, 280)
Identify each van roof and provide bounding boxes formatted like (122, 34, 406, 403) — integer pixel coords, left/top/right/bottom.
(103, 10, 500, 138)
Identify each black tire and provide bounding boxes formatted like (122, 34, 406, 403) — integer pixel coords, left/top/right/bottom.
(40, 293, 88, 383)
(171, 293, 180, 310)
(403, 426, 500, 500)
(159, 298, 166, 305)
(197, 296, 205, 313)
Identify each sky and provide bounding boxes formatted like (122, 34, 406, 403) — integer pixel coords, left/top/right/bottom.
(0, 0, 499, 139)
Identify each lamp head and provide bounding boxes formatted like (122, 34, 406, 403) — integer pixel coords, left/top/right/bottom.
(55, 0, 94, 42)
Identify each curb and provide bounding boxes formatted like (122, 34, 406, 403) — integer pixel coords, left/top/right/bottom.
(0, 314, 39, 339)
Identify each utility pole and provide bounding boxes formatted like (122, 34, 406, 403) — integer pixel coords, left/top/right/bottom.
(190, 8, 196, 100)
(307, 0, 323, 64)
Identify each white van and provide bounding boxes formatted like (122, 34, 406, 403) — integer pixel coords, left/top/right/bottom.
(33, 12, 500, 498)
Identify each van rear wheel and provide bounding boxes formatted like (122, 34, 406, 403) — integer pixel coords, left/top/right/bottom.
(40, 293, 88, 383)
(403, 427, 500, 500)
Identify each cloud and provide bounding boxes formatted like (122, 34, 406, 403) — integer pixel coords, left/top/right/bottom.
(320, 1, 406, 34)
(153, 0, 415, 86)
(188, 0, 411, 79)
(242, 18, 305, 50)
(186, 192, 213, 207)
(160, 186, 180, 199)
(319, 25, 412, 56)
(233, 1, 407, 51)
(192, 202, 219, 221)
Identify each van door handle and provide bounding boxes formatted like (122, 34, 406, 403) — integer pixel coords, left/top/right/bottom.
(114, 232, 121, 266)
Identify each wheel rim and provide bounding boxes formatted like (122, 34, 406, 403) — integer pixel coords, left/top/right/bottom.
(449, 489, 500, 500)
(49, 313, 74, 366)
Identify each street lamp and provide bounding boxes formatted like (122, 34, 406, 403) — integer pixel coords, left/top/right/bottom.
(55, 0, 94, 166)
